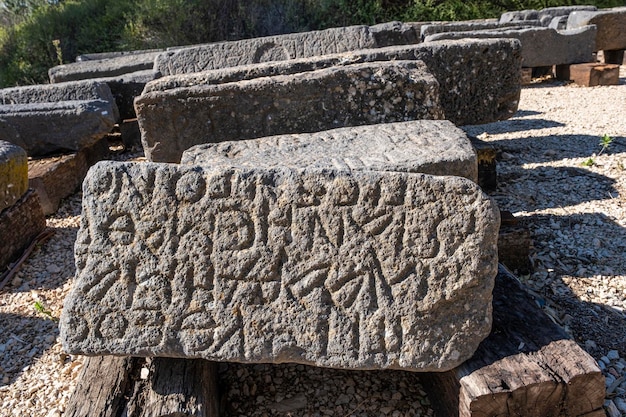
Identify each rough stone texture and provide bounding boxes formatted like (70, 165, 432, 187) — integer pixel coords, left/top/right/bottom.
(76, 48, 164, 62)
(538, 6, 597, 22)
(0, 100, 116, 157)
(144, 38, 522, 129)
(48, 51, 160, 83)
(155, 22, 419, 76)
(500, 10, 539, 23)
(96, 70, 158, 120)
(0, 141, 28, 213)
(567, 7, 626, 51)
(181, 120, 478, 183)
(60, 161, 500, 372)
(0, 79, 119, 122)
(424, 26, 596, 68)
(419, 20, 539, 39)
(0, 189, 45, 271)
(28, 138, 110, 215)
(137, 61, 444, 163)
(548, 15, 569, 30)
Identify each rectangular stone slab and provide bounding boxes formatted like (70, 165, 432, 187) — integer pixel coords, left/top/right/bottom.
(60, 161, 500, 372)
(0, 100, 116, 157)
(424, 26, 596, 68)
(181, 120, 478, 183)
(48, 51, 160, 83)
(143, 38, 522, 128)
(0, 79, 119, 122)
(136, 60, 444, 163)
(0, 140, 28, 213)
(155, 22, 419, 76)
(567, 7, 626, 51)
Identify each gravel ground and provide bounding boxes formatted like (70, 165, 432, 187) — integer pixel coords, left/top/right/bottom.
(0, 71, 625, 416)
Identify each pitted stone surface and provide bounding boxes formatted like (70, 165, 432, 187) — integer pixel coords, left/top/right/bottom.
(0, 79, 119, 122)
(137, 60, 444, 163)
(424, 26, 596, 68)
(0, 100, 116, 156)
(419, 20, 539, 39)
(48, 51, 159, 83)
(155, 22, 418, 76)
(0, 141, 28, 212)
(143, 38, 521, 132)
(60, 161, 499, 371)
(567, 7, 626, 51)
(181, 120, 478, 183)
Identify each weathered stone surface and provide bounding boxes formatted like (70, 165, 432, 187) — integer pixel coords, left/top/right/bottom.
(60, 161, 500, 371)
(97, 70, 158, 120)
(500, 10, 539, 24)
(48, 51, 159, 83)
(0, 100, 116, 156)
(155, 22, 419, 76)
(28, 138, 110, 215)
(144, 38, 522, 129)
(137, 61, 444, 163)
(182, 120, 478, 182)
(538, 6, 597, 22)
(0, 141, 28, 213)
(76, 48, 164, 62)
(424, 26, 595, 68)
(0, 189, 45, 270)
(548, 15, 569, 30)
(0, 79, 119, 122)
(567, 7, 626, 51)
(419, 20, 539, 39)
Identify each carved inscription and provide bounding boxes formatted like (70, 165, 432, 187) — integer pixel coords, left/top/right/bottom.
(61, 161, 499, 371)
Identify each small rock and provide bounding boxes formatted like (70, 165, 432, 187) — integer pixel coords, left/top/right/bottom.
(601, 356, 611, 365)
(607, 350, 620, 361)
(585, 340, 597, 350)
(2, 376, 8, 384)
(46, 409, 61, 417)
(605, 399, 621, 417)
(335, 394, 350, 405)
(46, 264, 61, 274)
(615, 398, 626, 413)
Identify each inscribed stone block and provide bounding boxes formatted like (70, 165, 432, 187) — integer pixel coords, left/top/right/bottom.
(182, 120, 478, 183)
(60, 161, 500, 372)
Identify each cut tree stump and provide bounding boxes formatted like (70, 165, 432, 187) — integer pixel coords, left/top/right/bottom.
(423, 264, 605, 417)
(65, 356, 218, 417)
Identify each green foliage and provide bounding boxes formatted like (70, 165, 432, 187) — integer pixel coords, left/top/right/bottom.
(2, 0, 626, 87)
(598, 133, 613, 156)
(33, 300, 57, 321)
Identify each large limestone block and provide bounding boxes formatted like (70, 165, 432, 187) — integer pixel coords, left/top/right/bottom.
(0, 189, 45, 270)
(0, 141, 28, 213)
(419, 20, 540, 39)
(0, 100, 116, 156)
(136, 60, 444, 163)
(0, 79, 119, 122)
(182, 120, 478, 183)
(155, 22, 419, 76)
(144, 38, 522, 128)
(568, 7, 626, 51)
(48, 51, 160, 83)
(424, 26, 596, 68)
(60, 161, 500, 372)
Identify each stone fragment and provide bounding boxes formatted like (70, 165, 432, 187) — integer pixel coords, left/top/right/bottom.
(75, 48, 164, 62)
(567, 7, 626, 51)
(48, 51, 160, 83)
(0, 141, 28, 213)
(144, 38, 522, 130)
(137, 61, 444, 163)
(0, 100, 116, 157)
(424, 26, 596, 68)
(538, 6, 597, 23)
(548, 16, 568, 30)
(60, 161, 500, 372)
(0, 190, 45, 271)
(420, 20, 539, 39)
(182, 120, 477, 182)
(155, 22, 419, 76)
(0, 79, 119, 122)
(500, 10, 539, 23)
(96, 70, 158, 120)
(28, 138, 110, 215)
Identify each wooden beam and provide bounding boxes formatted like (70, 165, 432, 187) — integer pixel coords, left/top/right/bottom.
(423, 265, 605, 417)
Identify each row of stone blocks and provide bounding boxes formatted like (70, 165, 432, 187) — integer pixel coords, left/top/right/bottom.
(60, 120, 500, 372)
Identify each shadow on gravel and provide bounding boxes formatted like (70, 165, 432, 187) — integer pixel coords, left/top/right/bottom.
(0, 312, 59, 386)
(498, 165, 618, 211)
(511, 211, 626, 357)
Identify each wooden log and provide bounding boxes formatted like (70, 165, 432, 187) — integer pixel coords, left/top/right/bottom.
(498, 211, 532, 274)
(423, 264, 605, 417)
(65, 357, 218, 417)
